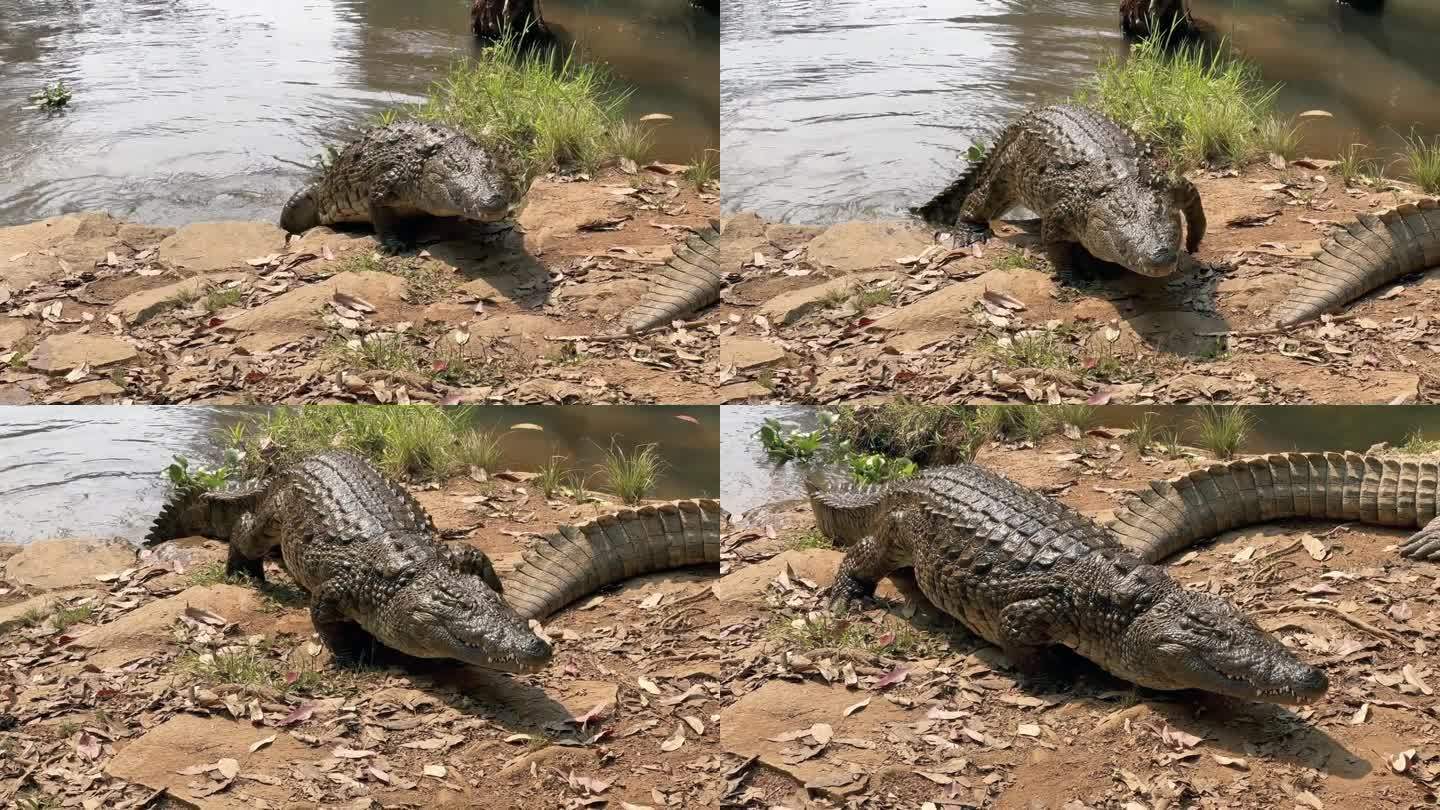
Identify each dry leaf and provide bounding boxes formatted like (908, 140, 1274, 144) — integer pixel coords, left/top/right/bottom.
(660, 723, 686, 751)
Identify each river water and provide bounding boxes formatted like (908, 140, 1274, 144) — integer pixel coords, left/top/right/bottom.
(721, 0, 1440, 223)
(722, 405, 1440, 523)
(0, 0, 718, 227)
(0, 405, 719, 544)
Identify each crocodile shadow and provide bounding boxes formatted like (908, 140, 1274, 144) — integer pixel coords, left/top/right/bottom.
(873, 570, 1369, 778)
(413, 218, 552, 309)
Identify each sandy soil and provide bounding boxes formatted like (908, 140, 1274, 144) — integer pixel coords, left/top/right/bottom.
(715, 434, 1440, 808)
(717, 164, 1440, 405)
(0, 476, 724, 809)
(0, 168, 720, 406)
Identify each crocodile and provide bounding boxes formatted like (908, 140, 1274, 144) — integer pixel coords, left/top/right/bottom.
(914, 104, 1206, 278)
(148, 450, 720, 672)
(1271, 198, 1440, 326)
(616, 219, 723, 334)
(280, 121, 517, 252)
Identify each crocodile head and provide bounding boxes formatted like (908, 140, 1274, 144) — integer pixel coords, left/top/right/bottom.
(1121, 590, 1329, 704)
(373, 566, 552, 674)
(1081, 187, 1184, 277)
(417, 137, 517, 224)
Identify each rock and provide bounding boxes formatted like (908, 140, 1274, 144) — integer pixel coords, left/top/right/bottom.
(712, 550, 845, 604)
(0, 385, 33, 405)
(0, 589, 102, 633)
(117, 223, 176, 245)
(25, 333, 138, 373)
(5, 538, 136, 590)
(457, 276, 517, 303)
(874, 269, 1054, 345)
(470, 314, 568, 362)
(286, 225, 378, 256)
(765, 222, 824, 252)
(139, 536, 228, 569)
(112, 272, 250, 324)
(720, 680, 913, 798)
(0, 543, 20, 563)
(722, 212, 767, 239)
(758, 271, 899, 326)
(806, 221, 932, 273)
(718, 381, 770, 403)
(0, 319, 29, 351)
(720, 338, 787, 370)
(1370, 372, 1421, 404)
(0, 212, 127, 288)
(512, 378, 592, 402)
(420, 302, 478, 324)
(45, 380, 125, 404)
(158, 221, 287, 273)
(72, 584, 272, 668)
(553, 279, 649, 316)
(515, 180, 625, 251)
(104, 714, 313, 809)
(1115, 311, 1230, 356)
(219, 271, 407, 334)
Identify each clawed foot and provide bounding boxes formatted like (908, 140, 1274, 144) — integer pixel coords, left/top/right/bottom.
(827, 576, 876, 615)
(377, 236, 414, 255)
(948, 222, 994, 249)
(1400, 525, 1440, 560)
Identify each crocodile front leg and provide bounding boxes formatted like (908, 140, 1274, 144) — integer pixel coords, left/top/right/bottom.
(1172, 176, 1206, 253)
(310, 578, 376, 665)
(368, 200, 413, 254)
(828, 523, 910, 614)
(997, 597, 1064, 674)
(1040, 218, 1080, 275)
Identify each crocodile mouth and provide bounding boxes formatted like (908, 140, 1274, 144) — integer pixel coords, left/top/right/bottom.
(1191, 659, 1328, 705)
(440, 626, 551, 674)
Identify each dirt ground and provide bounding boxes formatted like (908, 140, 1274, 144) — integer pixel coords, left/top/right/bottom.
(716, 434, 1440, 808)
(0, 475, 725, 809)
(716, 164, 1440, 405)
(0, 168, 720, 406)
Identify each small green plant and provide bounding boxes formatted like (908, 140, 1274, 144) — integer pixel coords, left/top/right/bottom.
(166, 285, 204, 309)
(232, 406, 477, 481)
(852, 286, 894, 315)
(598, 442, 663, 504)
(756, 418, 827, 461)
(1400, 130, 1440, 193)
(397, 261, 457, 305)
(546, 341, 586, 366)
(1001, 407, 1060, 443)
(846, 452, 918, 484)
(564, 469, 595, 502)
(1256, 116, 1303, 160)
(1397, 429, 1440, 456)
(15, 793, 63, 810)
(684, 149, 718, 188)
(1191, 406, 1253, 459)
(535, 455, 572, 498)
(15, 604, 49, 628)
(989, 332, 1074, 370)
(204, 287, 244, 312)
(50, 604, 94, 632)
(1051, 404, 1096, 431)
(1157, 428, 1188, 459)
(1129, 412, 1158, 452)
(453, 429, 504, 472)
(165, 454, 236, 493)
(788, 530, 834, 551)
(995, 252, 1035, 271)
(341, 333, 420, 372)
(965, 142, 988, 163)
(1335, 142, 1380, 186)
(186, 560, 247, 588)
(30, 81, 72, 110)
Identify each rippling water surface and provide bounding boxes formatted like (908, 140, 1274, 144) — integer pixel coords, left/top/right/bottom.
(721, 0, 1440, 223)
(0, 406, 719, 544)
(0, 0, 718, 226)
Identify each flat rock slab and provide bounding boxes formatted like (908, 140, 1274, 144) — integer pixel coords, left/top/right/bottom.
(712, 549, 845, 604)
(5, 538, 135, 590)
(874, 268, 1055, 344)
(219, 271, 407, 334)
(0, 588, 102, 632)
(112, 271, 251, 324)
(25, 333, 138, 373)
(72, 584, 272, 668)
(720, 680, 914, 797)
(0, 319, 29, 351)
(758, 271, 899, 326)
(720, 338, 787, 370)
(45, 379, 126, 404)
(159, 221, 287, 273)
(0, 212, 129, 288)
(805, 221, 933, 273)
(104, 714, 314, 809)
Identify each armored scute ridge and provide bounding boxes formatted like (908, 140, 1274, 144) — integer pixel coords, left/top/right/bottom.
(148, 451, 721, 673)
(915, 104, 1206, 278)
(808, 455, 1440, 704)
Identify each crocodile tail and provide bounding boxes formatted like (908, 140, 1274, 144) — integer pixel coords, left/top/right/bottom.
(500, 499, 722, 621)
(619, 220, 722, 334)
(806, 468, 891, 547)
(913, 150, 992, 228)
(145, 485, 266, 545)
(1106, 452, 1440, 564)
(1272, 198, 1440, 326)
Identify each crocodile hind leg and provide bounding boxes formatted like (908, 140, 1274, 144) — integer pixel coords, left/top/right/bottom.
(828, 522, 911, 614)
(1399, 516, 1440, 560)
(440, 543, 504, 593)
(224, 512, 268, 584)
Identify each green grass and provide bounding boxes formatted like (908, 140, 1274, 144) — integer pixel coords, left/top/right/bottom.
(609, 120, 653, 165)
(15, 604, 50, 628)
(1335, 142, 1381, 187)
(398, 262, 458, 305)
(988, 332, 1074, 371)
(788, 530, 834, 551)
(1000, 407, 1060, 444)
(535, 456, 572, 498)
(545, 342, 587, 366)
(1256, 116, 1303, 160)
(1050, 404, 1096, 431)
(830, 402, 988, 466)
(853, 286, 894, 315)
(598, 442, 663, 505)
(51, 604, 94, 632)
(1077, 33, 1278, 169)
(766, 614, 935, 658)
(995, 252, 1036, 271)
(230, 406, 504, 482)
(15, 793, 62, 810)
(454, 429, 504, 472)
(180, 644, 325, 694)
(1191, 406, 1253, 460)
(1397, 430, 1440, 456)
(1129, 412, 1158, 452)
(410, 33, 634, 180)
(204, 287, 244, 312)
(29, 81, 72, 110)
(336, 334, 420, 373)
(1400, 131, 1440, 193)
(684, 149, 719, 188)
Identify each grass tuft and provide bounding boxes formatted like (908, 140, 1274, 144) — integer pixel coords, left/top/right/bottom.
(1400, 131, 1440, 193)
(1078, 33, 1278, 169)
(788, 530, 834, 551)
(1256, 116, 1303, 160)
(598, 442, 663, 505)
(684, 149, 719, 188)
(988, 332, 1074, 370)
(1397, 429, 1440, 456)
(204, 287, 244, 312)
(609, 120, 654, 165)
(535, 455, 572, 498)
(1335, 142, 1381, 186)
(1191, 405, 1253, 459)
(1129, 411, 1158, 452)
(453, 429, 504, 472)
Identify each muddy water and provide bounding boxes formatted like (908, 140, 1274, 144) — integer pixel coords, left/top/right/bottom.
(0, 405, 719, 545)
(0, 0, 718, 227)
(721, 0, 1440, 223)
(722, 405, 1440, 522)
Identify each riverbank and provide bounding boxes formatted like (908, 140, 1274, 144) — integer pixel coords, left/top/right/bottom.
(0, 473, 724, 808)
(717, 164, 1440, 405)
(714, 432, 1440, 808)
(0, 169, 719, 406)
